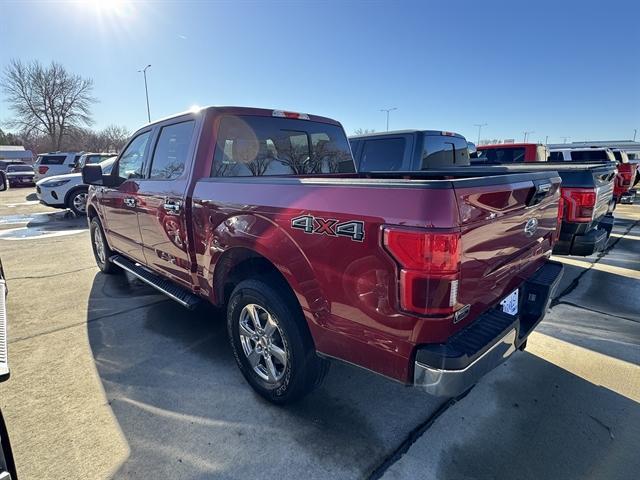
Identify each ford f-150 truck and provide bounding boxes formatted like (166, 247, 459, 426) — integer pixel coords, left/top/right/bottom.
(83, 106, 563, 404)
(475, 143, 617, 256)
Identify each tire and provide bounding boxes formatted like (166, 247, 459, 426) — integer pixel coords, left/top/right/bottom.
(66, 187, 89, 216)
(90, 217, 121, 274)
(227, 278, 329, 404)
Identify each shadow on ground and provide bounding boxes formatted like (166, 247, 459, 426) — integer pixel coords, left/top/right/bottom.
(432, 353, 640, 480)
(86, 273, 444, 479)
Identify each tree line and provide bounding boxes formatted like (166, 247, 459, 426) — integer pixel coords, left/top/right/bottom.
(1, 59, 130, 154)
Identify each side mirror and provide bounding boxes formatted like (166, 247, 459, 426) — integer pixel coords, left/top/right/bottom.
(82, 164, 119, 187)
(82, 164, 103, 185)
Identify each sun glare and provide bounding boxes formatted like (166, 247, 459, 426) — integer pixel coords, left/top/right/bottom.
(81, 0, 132, 18)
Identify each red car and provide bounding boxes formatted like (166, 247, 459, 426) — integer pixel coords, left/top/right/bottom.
(83, 106, 563, 404)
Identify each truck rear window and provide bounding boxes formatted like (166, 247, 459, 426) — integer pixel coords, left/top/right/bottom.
(211, 115, 355, 177)
(568, 150, 612, 162)
(476, 147, 526, 164)
(37, 155, 67, 165)
(421, 135, 469, 168)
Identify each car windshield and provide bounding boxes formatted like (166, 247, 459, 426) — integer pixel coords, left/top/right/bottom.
(6, 165, 33, 172)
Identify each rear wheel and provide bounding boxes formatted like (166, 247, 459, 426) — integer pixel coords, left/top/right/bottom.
(227, 278, 329, 404)
(90, 217, 121, 274)
(67, 188, 89, 216)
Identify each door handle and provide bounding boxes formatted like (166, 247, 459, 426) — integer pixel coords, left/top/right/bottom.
(124, 197, 137, 207)
(163, 198, 182, 214)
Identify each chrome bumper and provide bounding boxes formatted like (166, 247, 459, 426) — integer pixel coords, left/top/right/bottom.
(414, 328, 517, 397)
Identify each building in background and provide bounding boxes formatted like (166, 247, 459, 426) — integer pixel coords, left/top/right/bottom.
(0, 145, 34, 164)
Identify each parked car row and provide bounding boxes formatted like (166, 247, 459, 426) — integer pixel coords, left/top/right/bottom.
(4, 107, 635, 407)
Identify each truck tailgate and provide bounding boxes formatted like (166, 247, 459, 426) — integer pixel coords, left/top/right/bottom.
(453, 175, 561, 330)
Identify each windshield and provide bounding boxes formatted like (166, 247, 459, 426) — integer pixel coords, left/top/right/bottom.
(7, 165, 34, 172)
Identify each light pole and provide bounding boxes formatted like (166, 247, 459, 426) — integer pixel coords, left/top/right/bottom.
(544, 135, 549, 145)
(523, 130, 534, 142)
(380, 107, 397, 131)
(474, 123, 487, 145)
(138, 64, 151, 123)
(560, 136, 570, 144)
(634, 129, 637, 142)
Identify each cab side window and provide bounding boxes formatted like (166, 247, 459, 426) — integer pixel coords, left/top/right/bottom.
(149, 121, 195, 180)
(117, 131, 151, 181)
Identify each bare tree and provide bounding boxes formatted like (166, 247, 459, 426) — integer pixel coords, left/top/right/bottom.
(353, 128, 375, 135)
(1, 59, 96, 150)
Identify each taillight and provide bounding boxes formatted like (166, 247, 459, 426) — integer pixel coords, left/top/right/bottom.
(561, 187, 596, 223)
(553, 196, 564, 243)
(38, 166, 49, 175)
(383, 228, 461, 315)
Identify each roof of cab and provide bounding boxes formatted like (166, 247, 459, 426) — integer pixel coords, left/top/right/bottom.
(477, 143, 543, 149)
(140, 106, 343, 129)
(349, 129, 465, 139)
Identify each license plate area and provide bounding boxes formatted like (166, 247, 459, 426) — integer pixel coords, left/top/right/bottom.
(500, 289, 519, 316)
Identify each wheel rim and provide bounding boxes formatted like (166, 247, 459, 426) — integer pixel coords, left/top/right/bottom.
(93, 225, 106, 265)
(73, 192, 88, 212)
(238, 303, 288, 384)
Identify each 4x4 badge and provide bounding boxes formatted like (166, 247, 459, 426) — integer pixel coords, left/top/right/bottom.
(291, 215, 365, 242)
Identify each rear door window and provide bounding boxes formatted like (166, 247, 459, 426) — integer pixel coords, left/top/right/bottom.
(360, 138, 405, 171)
(149, 120, 195, 180)
(422, 135, 470, 168)
(37, 155, 67, 165)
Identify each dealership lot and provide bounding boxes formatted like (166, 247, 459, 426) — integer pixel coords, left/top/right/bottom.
(0, 187, 638, 479)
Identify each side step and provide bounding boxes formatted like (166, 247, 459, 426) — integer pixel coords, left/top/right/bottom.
(111, 255, 202, 310)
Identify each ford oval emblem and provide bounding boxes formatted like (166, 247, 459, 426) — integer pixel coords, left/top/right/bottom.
(524, 218, 539, 237)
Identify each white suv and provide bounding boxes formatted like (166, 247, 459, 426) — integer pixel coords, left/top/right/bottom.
(36, 157, 116, 215)
(33, 152, 83, 182)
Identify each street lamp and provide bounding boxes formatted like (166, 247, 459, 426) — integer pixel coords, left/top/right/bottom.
(138, 64, 152, 123)
(474, 123, 487, 145)
(380, 107, 397, 132)
(523, 130, 535, 142)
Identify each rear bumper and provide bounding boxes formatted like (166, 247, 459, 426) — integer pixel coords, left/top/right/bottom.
(413, 260, 563, 397)
(553, 214, 614, 256)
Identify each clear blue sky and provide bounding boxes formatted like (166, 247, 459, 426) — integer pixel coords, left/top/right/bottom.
(1, 0, 638, 144)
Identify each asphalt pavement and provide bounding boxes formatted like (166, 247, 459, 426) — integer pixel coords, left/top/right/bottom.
(0, 186, 638, 480)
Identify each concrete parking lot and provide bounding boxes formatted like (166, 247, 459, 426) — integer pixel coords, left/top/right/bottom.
(0, 186, 638, 480)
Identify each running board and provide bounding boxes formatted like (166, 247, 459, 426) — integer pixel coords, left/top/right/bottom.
(110, 255, 202, 310)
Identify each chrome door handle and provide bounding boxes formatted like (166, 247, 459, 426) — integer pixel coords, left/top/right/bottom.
(163, 198, 182, 214)
(124, 197, 137, 207)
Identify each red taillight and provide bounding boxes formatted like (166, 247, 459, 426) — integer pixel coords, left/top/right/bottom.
(272, 110, 310, 120)
(38, 166, 49, 175)
(383, 228, 461, 315)
(561, 187, 596, 223)
(553, 196, 564, 243)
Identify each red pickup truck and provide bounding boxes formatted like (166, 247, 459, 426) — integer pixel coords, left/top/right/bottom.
(83, 107, 563, 404)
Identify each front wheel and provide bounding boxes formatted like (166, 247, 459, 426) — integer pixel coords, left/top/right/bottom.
(67, 188, 89, 216)
(90, 217, 121, 274)
(227, 278, 329, 404)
